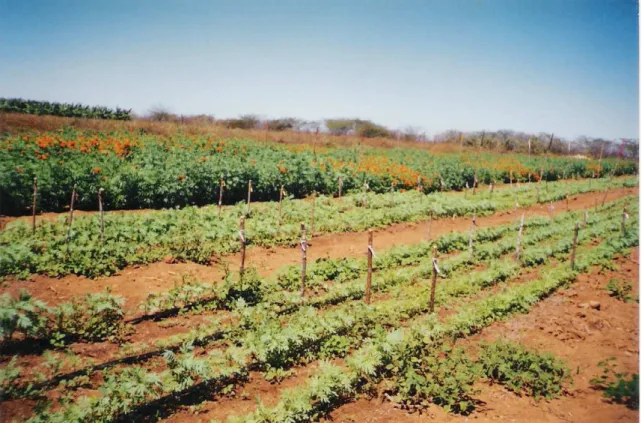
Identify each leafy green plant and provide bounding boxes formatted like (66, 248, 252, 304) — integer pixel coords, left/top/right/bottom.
(478, 341, 571, 400)
(0, 289, 125, 346)
(590, 357, 639, 410)
(606, 279, 634, 302)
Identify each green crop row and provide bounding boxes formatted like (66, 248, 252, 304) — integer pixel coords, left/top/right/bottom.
(1, 176, 634, 279)
(1, 127, 636, 215)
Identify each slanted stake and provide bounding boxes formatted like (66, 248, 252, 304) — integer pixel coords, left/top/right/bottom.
(66, 184, 77, 247)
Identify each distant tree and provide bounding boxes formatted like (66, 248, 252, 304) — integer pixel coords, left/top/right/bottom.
(325, 119, 357, 135)
(148, 105, 175, 122)
(226, 114, 259, 130)
(266, 117, 300, 131)
(355, 120, 391, 138)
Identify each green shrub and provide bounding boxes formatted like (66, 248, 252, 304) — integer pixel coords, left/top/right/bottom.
(479, 341, 571, 400)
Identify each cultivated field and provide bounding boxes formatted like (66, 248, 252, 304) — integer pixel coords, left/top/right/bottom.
(0, 124, 639, 423)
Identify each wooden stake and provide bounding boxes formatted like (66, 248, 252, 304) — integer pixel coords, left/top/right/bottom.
(566, 194, 569, 211)
(338, 176, 343, 198)
(622, 206, 628, 235)
(278, 185, 284, 232)
(583, 209, 588, 226)
(98, 188, 105, 243)
(66, 184, 77, 245)
(536, 185, 540, 203)
(601, 186, 608, 207)
(310, 192, 316, 235)
(365, 229, 374, 304)
(417, 175, 422, 192)
(515, 214, 525, 261)
(31, 177, 37, 234)
(594, 198, 598, 213)
(472, 174, 478, 195)
(468, 213, 476, 255)
(300, 223, 307, 297)
(218, 174, 224, 217)
(429, 246, 439, 313)
(246, 180, 252, 216)
(548, 202, 554, 220)
(570, 222, 579, 270)
(427, 211, 433, 241)
(239, 216, 246, 276)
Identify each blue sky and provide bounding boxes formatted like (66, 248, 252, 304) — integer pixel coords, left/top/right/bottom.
(0, 0, 638, 139)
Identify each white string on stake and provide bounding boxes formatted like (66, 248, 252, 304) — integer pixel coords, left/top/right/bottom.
(368, 245, 377, 259)
(432, 258, 441, 275)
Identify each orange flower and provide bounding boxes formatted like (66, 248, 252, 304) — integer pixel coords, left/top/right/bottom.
(278, 165, 287, 174)
(92, 167, 102, 174)
(178, 174, 185, 180)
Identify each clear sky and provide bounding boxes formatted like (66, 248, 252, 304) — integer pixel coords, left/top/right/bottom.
(0, 0, 638, 139)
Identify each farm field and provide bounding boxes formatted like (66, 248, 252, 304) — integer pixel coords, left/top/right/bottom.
(0, 162, 638, 422)
(0, 126, 638, 423)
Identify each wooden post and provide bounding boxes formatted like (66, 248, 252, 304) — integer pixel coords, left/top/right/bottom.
(31, 177, 37, 234)
(536, 185, 540, 203)
(464, 182, 469, 199)
(570, 223, 579, 270)
(218, 174, 224, 217)
(246, 180, 252, 216)
(509, 171, 513, 190)
(389, 183, 394, 205)
(600, 185, 608, 207)
(300, 223, 307, 296)
(66, 184, 77, 245)
(548, 202, 554, 220)
(489, 182, 494, 199)
(468, 213, 476, 255)
(365, 229, 374, 304)
(427, 211, 433, 241)
(429, 246, 439, 313)
(594, 198, 598, 213)
(472, 174, 478, 195)
(583, 209, 588, 226)
(515, 214, 525, 261)
(566, 193, 569, 211)
(338, 176, 343, 198)
(239, 216, 246, 276)
(622, 206, 628, 235)
(98, 188, 105, 243)
(417, 175, 422, 192)
(278, 185, 284, 231)
(310, 192, 316, 236)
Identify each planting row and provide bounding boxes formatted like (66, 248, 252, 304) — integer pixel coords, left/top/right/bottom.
(1, 176, 635, 279)
(6, 203, 636, 422)
(1, 128, 636, 214)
